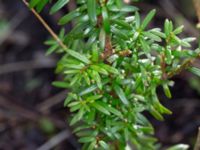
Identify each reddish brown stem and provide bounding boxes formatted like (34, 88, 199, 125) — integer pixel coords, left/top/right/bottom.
(101, 35, 114, 60)
(161, 54, 167, 80)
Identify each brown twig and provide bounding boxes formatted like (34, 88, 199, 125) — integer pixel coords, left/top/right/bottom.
(36, 90, 68, 114)
(21, 0, 67, 50)
(194, 127, 200, 150)
(97, 0, 114, 61)
(101, 35, 114, 60)
(0, 95, 66, 128)
(36, 130, 71, 150)
(161, 54, 167, 80)
(0, 60, 55, 75)
(167, 58, 196, 78)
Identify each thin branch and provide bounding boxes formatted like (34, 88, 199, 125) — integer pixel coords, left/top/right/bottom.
(37, 90, 68, 114)
(167, 50, 200, 78)
(101, 35, 114, 60)
(161, 54, 167, 80)
(194, 127, 200, 150)
(167, 58, 195, 78)
(36, 130, 71, 150)
(22, 0, 67, 50)
(0, 60, 55, 75)
(0, 95, 66, 128)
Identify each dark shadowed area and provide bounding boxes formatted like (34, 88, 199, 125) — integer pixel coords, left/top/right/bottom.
(0, 0, 200, 149)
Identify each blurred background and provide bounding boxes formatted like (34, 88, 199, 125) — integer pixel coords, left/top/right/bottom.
(0, 0, 200, 149)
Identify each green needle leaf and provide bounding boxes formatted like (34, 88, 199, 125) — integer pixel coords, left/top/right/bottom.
(50, 0, 69, 14)
(79, 137, 95, 143)
(102, 6, 110, 33)
(141, 9, 156, 30)
(150, 107, 164, 121)
(36, 0, 49, 12)
(52, 81, 69, 88)
(163, 83, 172, 99)
(29, 0, 40, 8)
(59, 10, 81, 25)
(189, 67, 200, 77)
(70, 107, 84, 125)
(92, 102, 110, 115)
(114, 85, 129, 105)
(99, 140, 109, 149)
(87, 0, 97, 26)
(67, 49, 91, 64)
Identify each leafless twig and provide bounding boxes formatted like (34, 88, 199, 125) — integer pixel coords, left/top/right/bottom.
(37, 90, 68, 114)
(22, 0, 67, 50)
(0, 95, 66, 128)
(36, 130, 71, 150)
(0, 60, 55, 75)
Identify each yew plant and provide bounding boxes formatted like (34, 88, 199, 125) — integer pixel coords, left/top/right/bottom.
(25, 0, 200, 149)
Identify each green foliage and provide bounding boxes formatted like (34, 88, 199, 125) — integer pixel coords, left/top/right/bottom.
(28, 0, 200, 149)
(189, 67, 200, 77)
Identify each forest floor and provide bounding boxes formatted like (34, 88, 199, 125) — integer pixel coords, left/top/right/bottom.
(0, 0, 200, 150)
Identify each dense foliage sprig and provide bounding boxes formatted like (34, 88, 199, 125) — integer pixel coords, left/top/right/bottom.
(26, 0, 200, 149)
